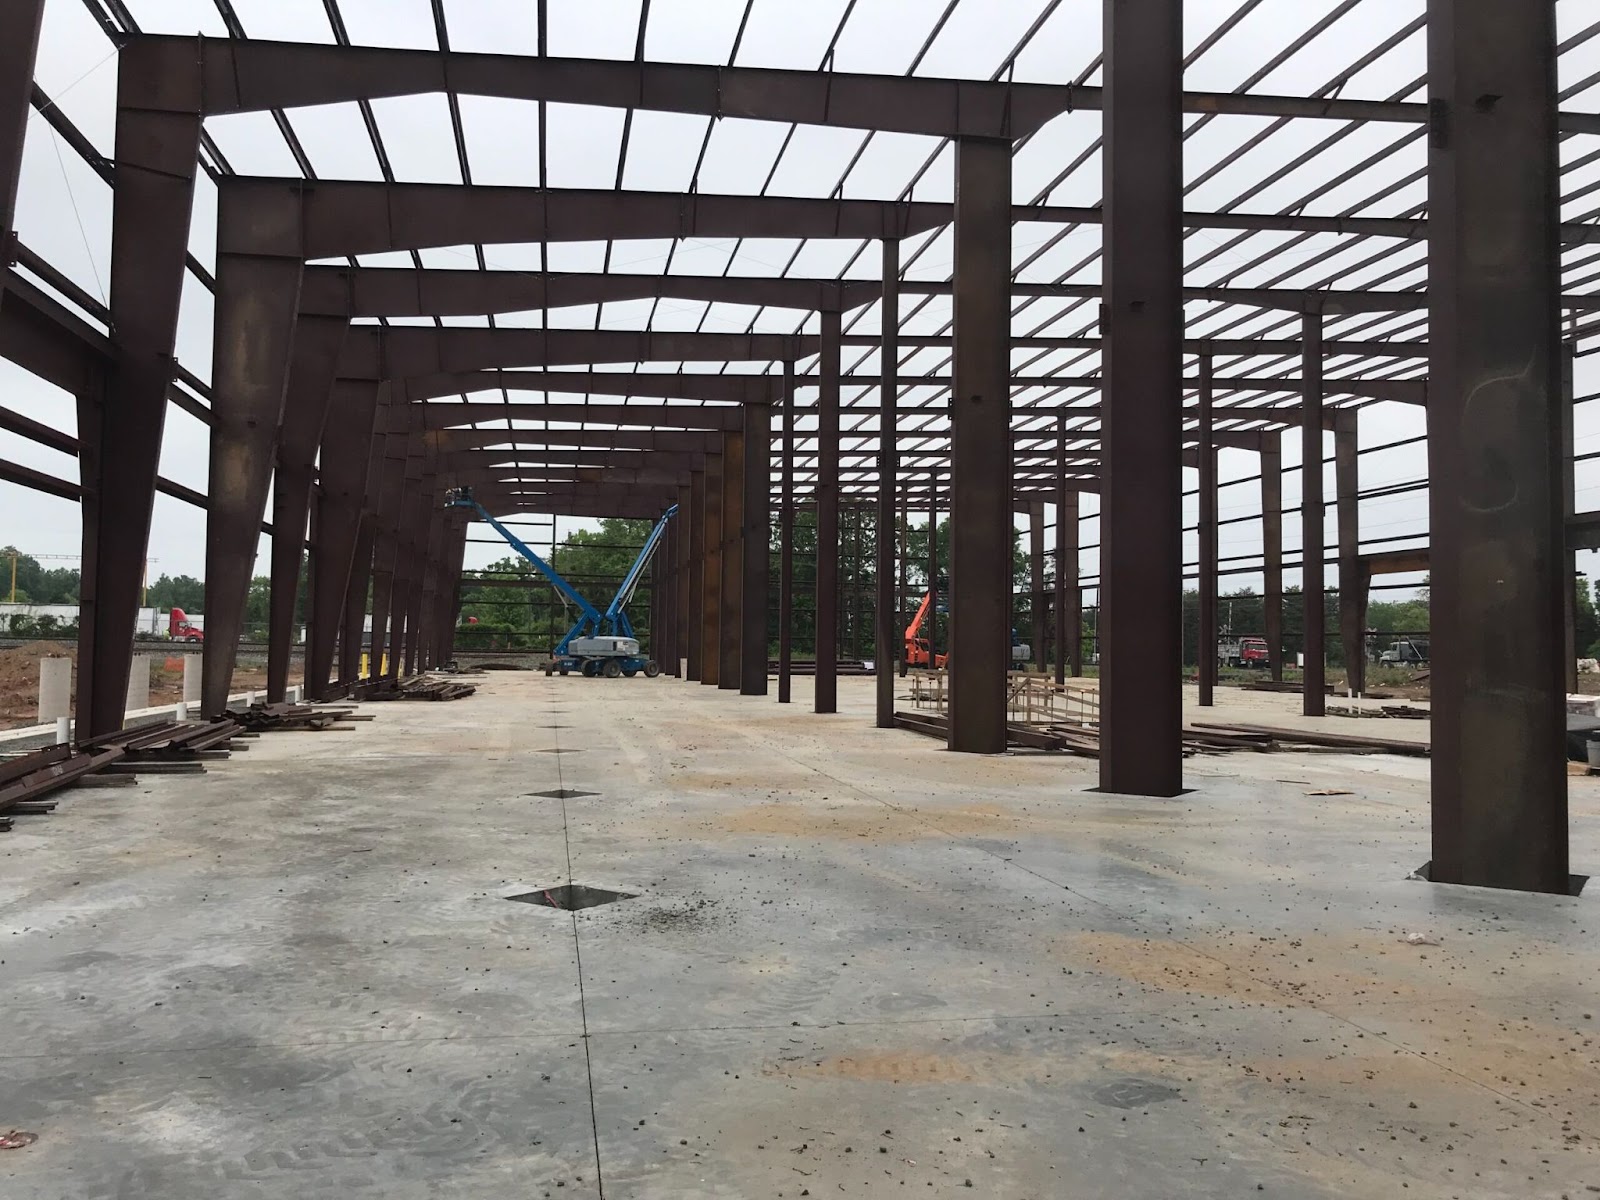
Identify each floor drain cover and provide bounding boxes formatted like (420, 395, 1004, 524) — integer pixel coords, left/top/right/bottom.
(525, 789, 600, 799)
(507, 884, 637, 911)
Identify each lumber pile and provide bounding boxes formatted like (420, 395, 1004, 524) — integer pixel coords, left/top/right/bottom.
(893, 712, 1429, 759)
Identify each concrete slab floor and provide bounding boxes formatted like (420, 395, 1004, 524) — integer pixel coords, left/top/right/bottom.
(1, 673, 1597, 1199)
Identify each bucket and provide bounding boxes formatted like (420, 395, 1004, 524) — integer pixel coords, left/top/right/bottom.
(1586, 736, 1600, 770)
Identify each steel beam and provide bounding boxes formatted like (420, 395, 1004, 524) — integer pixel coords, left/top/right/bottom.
(267, 315, 347, 702)
(1098, 0, 1184, 795)
(1060, 486, 1082, 678)
(875, 240, 900, 728)
(299, 265, 879, 317)
(1198, 355, 1218, 706)
(1262, 431, 1285, 683)
(219, 175, 1538, 257)
(140, 33, 1600, 137)
(741, 402, 771, 696)
(1302, 313, 1326, 717)
(82, 44, 202, 735)
(778, 365, 795, 705)
(718, 431, 744, 690)
(1334, 409, 1364, 698)
(1428, 0, 1567, 893)
(416, 402, 742, 432)
(339, 327, 813, 383)
(946, 137, 1012, 755)
(814, 311, 842, 715)
(399, 370, 782, 406)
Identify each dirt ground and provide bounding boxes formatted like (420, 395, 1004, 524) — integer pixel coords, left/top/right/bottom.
(0, 641, 275, 729)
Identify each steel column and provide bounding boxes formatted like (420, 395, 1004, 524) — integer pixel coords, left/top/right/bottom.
(201, 245, 306, 717)
(1062, 489, 1082, 677)
(928, 470, 939, 665)
(1428, 0, 1567, 893)
(1029, 501, 1047, 672)
(307, 381, 380, 699)
(947, 136, 1012, 754)
(1301, 312, 1326, 716)
(701, 454, 722, 687)
(1334, 410, 1364, 697)
(1262, 432, 1285, 683)
(267, 315, 347, 701)
(686, 469, 705, 681)
(0, 0, 44, 269)
(777, 364, 795, 704)
(367, 425, 413, 680)
(1563, 343, 1578, 693)
(741, 403, 771, 695)
(718, 431, 744, 690)
(341, 518, 377, 685)
(815, 310, 841, 714)
(674, 483, 690, 676)
(82, 48, 202, 734)
(875, 240, 901, 725)
(1198, 354, 1218, 706)
(1099, 0, 1184, 794)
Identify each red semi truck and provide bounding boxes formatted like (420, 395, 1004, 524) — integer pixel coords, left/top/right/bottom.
(169, 607, 204, 642)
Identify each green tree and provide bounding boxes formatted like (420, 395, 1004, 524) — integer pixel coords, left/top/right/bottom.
(146, 573, 205, 612)
(1, 548, 80, 604)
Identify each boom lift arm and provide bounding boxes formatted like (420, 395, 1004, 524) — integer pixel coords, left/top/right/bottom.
(602, 504, 679, 637)
(445, 489, 605, 653)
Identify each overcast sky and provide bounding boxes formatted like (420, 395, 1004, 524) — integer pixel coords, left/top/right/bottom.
(3, 0, 1598, 609)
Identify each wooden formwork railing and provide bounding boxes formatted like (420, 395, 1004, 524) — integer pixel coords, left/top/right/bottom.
(908, 668, 1099, 729)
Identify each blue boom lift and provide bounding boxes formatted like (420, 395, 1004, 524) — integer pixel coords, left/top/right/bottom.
(446, 488, 677, 678)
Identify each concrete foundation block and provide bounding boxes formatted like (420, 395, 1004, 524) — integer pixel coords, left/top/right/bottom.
(182, 654, 202, 703)
(125, 654, 151, 715)
(37, 656, 71, 724)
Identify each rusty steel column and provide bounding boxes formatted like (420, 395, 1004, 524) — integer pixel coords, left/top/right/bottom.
(741, 401, 772, 695)
(1301, 312, 1326, 717)
(701, 454, 723, 687)
(686, 469, 705, 681)
(1562, 344, 1578, 693)
(927, 470, 939, 662)
(0, 0, 44, 269)
(201, 243, 306, 717)
(1099, 0, 1184, 794)
(267, 316, 347, 702)
(307, 381, 380, 699)
(1198, 354, 1218, 707)
(875, 239, 901, 726)
(947, 136, 1012, 754)
(1062, 489, 1083, 678)
(778, 364, 796, 704)
(436, 515, 468, 666)
(1262, 432, 1285, 683)
(367, 423, 413, 681)
(341, 518, 377, 685)
(674, 483, 691, 677)
(1428, 0, 1567, 893)
(815, 310, 842, 714)
(719, 430, 745, 690)
(1334, 410, 1364, 697)
(340, 409, 392, 687)
(1029, 501, 1047, 672)
(82, 44, 201, 734)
